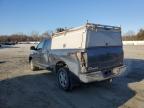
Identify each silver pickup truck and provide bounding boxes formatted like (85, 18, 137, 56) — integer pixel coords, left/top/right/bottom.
(29, 23, 126, 90)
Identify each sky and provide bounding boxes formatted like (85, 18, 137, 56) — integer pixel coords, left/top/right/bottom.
(0, 0, 144, 35)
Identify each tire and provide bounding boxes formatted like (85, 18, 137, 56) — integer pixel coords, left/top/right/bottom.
(103, 78, 113, 84)
(57, 67, 71, 91)
(30, 60, 39, 71)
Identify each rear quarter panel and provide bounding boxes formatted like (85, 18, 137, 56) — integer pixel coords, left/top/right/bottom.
(49, 50, 81, 76)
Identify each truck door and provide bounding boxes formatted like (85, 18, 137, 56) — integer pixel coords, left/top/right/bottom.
(41, 39, 51, 67)
(34, 40, 45, 66)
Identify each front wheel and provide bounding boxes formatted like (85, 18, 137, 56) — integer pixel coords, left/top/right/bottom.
(57, 67, 71, 91)
(30, 60, 39, 71)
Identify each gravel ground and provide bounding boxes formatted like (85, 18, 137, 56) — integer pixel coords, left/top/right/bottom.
(0, 44, 144, 108)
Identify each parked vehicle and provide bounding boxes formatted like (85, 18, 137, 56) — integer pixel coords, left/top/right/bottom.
(0, 42, 16, 45)
(29, 23, 126, 90)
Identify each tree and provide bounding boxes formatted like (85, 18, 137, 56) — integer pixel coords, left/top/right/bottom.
(56, 28, 65, 33)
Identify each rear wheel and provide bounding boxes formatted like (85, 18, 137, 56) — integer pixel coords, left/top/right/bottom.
(103, 78, 113, 85)
(30, 60, 39, 71)
(57, 67, 71, 91)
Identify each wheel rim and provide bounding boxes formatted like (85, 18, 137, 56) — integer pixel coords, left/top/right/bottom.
(59, 70, 68, 88)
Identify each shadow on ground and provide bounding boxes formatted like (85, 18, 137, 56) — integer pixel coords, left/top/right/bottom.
(0, 58, 144, 108)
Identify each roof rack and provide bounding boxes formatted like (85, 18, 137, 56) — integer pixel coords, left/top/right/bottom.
(86, 23, 121, 30)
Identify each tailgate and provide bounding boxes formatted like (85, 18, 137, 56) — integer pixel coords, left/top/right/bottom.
(86, 46, 123, 71)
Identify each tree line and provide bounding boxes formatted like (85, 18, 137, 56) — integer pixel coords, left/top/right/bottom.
(2, 28, 143, 42)
(0, 28, 67, 43)
(0, 34, 42, 43)
(123, 28, 144, 41)
(0, 33, 49, 43)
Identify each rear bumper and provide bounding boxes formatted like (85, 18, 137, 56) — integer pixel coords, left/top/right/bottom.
(79, 65, 126, 83)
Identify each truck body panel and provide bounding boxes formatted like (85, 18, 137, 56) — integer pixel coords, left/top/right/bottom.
(51, 27, 86, 49)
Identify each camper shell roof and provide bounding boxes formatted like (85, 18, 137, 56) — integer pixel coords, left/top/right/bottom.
(52, 23, 121, 37)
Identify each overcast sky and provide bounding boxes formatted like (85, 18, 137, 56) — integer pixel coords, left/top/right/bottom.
(0, 0, 144, 35)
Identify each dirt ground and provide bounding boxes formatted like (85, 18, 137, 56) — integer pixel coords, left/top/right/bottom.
(0, 44, 144, 108)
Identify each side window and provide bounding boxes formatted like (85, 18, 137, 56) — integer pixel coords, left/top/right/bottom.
(43, 39, 51, 50)
(36, 40, 45, 50)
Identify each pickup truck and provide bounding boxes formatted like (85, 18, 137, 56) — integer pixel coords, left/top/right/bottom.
(29, 23, 126, 90)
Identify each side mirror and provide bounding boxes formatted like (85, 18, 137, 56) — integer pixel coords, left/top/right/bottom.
(30, 46, 36, 50)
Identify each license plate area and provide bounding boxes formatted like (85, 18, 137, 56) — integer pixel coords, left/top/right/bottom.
(102, 70, 112, 78)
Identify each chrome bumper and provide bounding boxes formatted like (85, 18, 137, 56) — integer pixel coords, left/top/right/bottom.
(79, 65, 126, 83)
